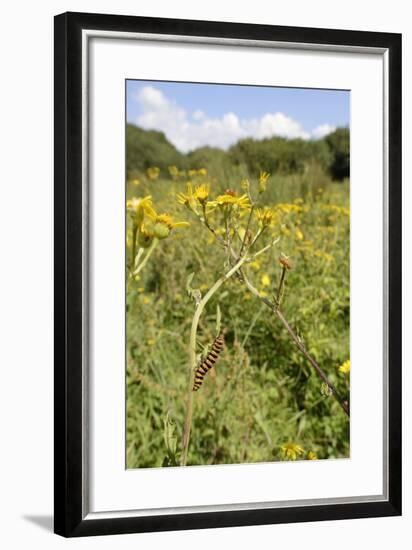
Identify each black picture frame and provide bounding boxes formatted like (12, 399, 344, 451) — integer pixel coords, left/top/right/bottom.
(54, 11, 402, 537)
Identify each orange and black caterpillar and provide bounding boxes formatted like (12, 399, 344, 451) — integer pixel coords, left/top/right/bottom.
(193, 334, 224, 391)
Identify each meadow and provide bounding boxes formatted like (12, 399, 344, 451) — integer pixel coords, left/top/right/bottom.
(126, 129, 350, 468)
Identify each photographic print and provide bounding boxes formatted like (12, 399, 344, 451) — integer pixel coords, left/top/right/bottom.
(126, 80, 350, 468)
(55, 14, 401, 535)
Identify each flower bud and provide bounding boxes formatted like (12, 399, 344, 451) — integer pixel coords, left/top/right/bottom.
(152, 222, 170, 240)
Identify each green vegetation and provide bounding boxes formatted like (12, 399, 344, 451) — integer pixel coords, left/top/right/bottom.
(325, 127, 351, 180)
(126, 124, 186, 174)
(126, 126, 350, 468)
(127, 123, 349, 182)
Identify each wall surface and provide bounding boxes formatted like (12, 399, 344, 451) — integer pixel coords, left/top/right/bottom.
(0, 0, 409, 548)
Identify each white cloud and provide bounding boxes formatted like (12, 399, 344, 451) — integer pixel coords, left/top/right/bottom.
(311, 123, 336, 139)
(134, 86, 336, 152)
(243, 113, 311, 141)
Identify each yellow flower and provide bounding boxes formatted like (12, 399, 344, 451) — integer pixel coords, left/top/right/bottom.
(146, 166, 160, 180)
(281, 442, 305, 461)
(338, 360, 350, 375)
(255, 207, 274, 227)
(127, 196, 156, 227)
(155, 213, 189, 229)
(249, 260, 261, 271)
(307, 451, 318, 460)
(147, 338, 155, 345)
(194, 183, 210, 204)
(177, 182, 197, 211)
(168, 165, 179, 180)
(129, 178, 140, 186)
(197, 168, 207, 177)
(210, 193, 251, 209)
(295, 228, 304, 241)
(258, 171, 270, 193)
(261, 274, 271, 287)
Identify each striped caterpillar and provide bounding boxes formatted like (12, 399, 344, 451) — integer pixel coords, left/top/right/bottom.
(192, 334, 224, 392)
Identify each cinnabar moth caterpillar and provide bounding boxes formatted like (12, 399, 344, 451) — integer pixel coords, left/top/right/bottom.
(193, 334, 224, 391)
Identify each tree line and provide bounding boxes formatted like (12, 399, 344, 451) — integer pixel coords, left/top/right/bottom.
(126, 123, 349, 181)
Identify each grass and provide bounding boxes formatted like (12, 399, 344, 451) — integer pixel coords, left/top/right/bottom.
(126, 167, 350, 468)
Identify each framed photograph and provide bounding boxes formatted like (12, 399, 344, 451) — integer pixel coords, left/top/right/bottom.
(54, 12, 402, 537)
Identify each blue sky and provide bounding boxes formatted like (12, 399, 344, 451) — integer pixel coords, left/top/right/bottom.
(126, 80, 349, 152)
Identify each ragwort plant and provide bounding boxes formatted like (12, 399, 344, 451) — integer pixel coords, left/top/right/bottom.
(175, 172, 349, 466)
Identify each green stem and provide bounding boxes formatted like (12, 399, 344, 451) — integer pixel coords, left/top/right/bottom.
(134, 248, 144, 270)
(131, 224, 138, 270)
(239, 205, 255, 256)
(250, 226, 265, 248)
(133, 238, 159, 276)
(248, 237, 280, 261)
(199, 207, 228, 250)
(180, 255, 249, 466)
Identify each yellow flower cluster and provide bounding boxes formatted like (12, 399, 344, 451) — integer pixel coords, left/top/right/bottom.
(177, 182, 210, 210)
(280, 443, 304, 460)
(178, 183, 252, 212)
(281, 443, 318, 461)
